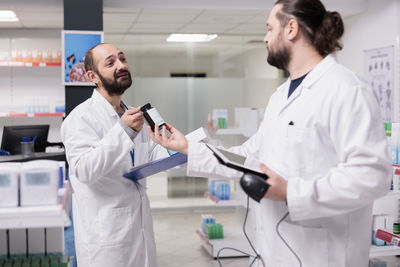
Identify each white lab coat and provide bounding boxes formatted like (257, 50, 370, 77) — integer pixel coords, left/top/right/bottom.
(187, 55, 392, 267)
(61, 89, 168, 267)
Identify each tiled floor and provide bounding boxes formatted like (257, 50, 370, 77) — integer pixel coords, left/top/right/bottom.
(153, 211, 251, 267)
(153, 210, 400, 267)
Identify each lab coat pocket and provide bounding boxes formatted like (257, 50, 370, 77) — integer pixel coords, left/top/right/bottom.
(285, 126, 315, 175)
(278, 220, 328, 267)
(96, 207, 133, 246)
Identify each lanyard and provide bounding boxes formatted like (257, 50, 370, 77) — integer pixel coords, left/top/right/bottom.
(119, 102, 135, 166)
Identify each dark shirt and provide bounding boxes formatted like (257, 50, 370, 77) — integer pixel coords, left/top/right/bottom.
(288, 73, 308, 98)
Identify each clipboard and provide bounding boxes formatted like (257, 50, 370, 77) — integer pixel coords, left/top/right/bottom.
(123, 152, 187, 181)
(206, 144, 268, 179)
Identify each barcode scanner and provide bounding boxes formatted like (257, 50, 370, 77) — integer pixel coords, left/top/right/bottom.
(240, 173, 270, 202)
(205, 144, 271, 203)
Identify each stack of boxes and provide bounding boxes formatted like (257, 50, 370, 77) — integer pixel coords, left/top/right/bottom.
(208, 180, 230, 201)
(201, 214, 224, 240)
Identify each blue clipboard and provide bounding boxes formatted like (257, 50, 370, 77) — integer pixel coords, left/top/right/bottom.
(123, 152, 188, 181)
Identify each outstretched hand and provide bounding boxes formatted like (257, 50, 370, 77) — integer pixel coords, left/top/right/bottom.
(148, 123, 189, 155)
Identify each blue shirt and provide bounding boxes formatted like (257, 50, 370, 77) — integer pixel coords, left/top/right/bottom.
(288, 73, 308, 98)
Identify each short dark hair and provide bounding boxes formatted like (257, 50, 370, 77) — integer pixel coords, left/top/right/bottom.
(84, 43, 105, 73)
(275, 0, 344, 57)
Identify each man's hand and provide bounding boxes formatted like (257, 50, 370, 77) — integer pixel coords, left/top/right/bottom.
(260, 163, 287, 201)
(148, 123, 189, 155)
(121, 106, 144, 132)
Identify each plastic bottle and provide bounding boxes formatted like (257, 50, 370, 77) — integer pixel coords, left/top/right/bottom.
(140, 103, 166, 132)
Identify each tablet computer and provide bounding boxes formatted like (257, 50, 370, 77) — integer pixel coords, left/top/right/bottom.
(206, 144, 268, 180)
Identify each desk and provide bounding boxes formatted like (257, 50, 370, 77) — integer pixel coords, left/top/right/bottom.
(0, 152, 66, 163)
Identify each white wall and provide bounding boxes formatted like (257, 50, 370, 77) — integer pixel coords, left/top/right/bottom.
(338, 0, 398, 77)
(213, 47, 281, 79)
(127, 55, 214, 77)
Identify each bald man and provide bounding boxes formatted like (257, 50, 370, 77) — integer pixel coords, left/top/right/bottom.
(61, 43, 168, 267)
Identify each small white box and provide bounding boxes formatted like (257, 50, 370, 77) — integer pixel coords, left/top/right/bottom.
(9, 229, 26, 256)
(20, 160, 59, 206)
(0, 230, 7, 256)
(46, 227, 64, 254)
(0, 163, 20, 207)
(185, 127, 211, 143)
(372, 215, 386, 230)
(28, 228, 45, 255)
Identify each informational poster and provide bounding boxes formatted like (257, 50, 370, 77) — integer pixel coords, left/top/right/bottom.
(62, 30, 103, 85)
(364, 46, 394, 122)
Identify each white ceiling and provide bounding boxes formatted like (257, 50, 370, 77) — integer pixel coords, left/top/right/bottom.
(0, 0, 368, 57)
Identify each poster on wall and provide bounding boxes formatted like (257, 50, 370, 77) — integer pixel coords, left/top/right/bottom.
(364, 46, 394, 122)
(62, 30, 103, 85)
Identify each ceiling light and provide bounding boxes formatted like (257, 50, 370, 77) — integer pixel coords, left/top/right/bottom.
(0, 10, 18, 22)
(166, 34, 218, 43)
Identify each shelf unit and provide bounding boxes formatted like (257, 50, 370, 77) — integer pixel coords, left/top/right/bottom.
(0, 183, 71, 229)
(0, 62, 61, 67)
(0, 112, 65, 118)
(196, 228, 252, 258)
(216, 128, 253, 138)
(204, 192, 245, 208)
(369, 188, 400, 258)
(370, 245, 400, 258)
(200, 190, 253, 258)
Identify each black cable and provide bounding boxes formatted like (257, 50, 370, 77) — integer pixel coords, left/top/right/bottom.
(216, 196, 265, 267)
(275, 212, 302, 267)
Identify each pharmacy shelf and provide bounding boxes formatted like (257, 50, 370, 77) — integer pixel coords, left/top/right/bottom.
(196, 228, 252, 258)
(0, 62, 61, 67)
(0, 183, 71, 229)
(0, 112, 65, 118)
(204, 192, 245, 207)
(216, 128, 254, 138)
(385, 190, 400, 197)
(370, 245, 400, 258)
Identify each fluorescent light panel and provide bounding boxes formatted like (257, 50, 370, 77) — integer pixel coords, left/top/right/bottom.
(167, 34, 218, 43)
(0, 10, 18, 22)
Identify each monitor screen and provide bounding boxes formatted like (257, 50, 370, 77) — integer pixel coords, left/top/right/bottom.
(1, 125, 49, 155)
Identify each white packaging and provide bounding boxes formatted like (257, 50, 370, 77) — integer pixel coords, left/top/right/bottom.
(0, 163, 20, 207)
(9, 229, 26, 255)
(28, 228, 45, 255)
(20, 160, 59, 206)
(393, 174, 400, 191)
(185, 127, 211, 143)
(372, 214, 394, 231)
(45, 227, 64, 253)
(234, 107, 259, 137)
(0, 230, 6, 256)
(391, 123, 400, 164)
(372, 215, 387, 230)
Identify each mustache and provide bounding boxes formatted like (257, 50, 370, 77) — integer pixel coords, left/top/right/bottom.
(115, 70, 130, 78)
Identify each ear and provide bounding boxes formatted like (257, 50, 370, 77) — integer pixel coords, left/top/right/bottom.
(286, 19, 300, 41)
(86, 70, 99, 84)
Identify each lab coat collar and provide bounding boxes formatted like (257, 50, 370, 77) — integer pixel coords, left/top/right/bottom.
(91, 89, 120, 118)
(277, 54, 337, 95)
(275, 54, 337, 113)
(301, 54, 337, 89)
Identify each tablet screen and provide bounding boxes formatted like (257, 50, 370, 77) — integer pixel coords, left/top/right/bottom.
(206, 144, 267, 179)
(214, 147, 246, 165)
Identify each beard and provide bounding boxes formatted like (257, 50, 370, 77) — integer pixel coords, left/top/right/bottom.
(97, 70, 132, 96)
(267, 35, 291, 71)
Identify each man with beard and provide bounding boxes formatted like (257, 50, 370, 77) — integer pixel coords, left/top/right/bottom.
(61, 43, 168, 267)
(147, 0, 391, 266)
